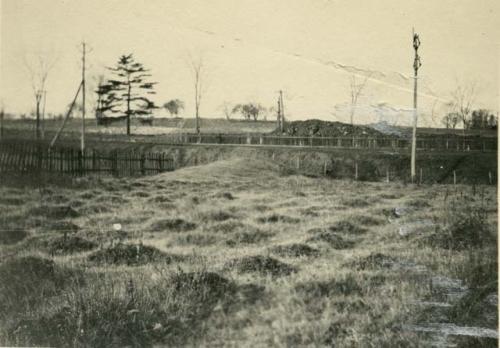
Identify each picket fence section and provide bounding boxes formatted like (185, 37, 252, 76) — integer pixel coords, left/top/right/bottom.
(0, 141, 174, 176)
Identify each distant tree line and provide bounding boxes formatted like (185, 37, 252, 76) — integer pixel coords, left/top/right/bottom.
(442, 109, 497, 130)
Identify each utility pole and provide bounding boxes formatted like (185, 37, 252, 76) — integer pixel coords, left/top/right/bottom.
(0, 107, 4, 140)
(279, 90, 285, 133)
(411, 29, 422, 183)
(81, 42, 86, 153)
(276, 94, 282, 132)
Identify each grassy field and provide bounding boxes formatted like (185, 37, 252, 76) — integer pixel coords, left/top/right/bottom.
(2, 117, 278, 135)
(0, 157, 497, 347)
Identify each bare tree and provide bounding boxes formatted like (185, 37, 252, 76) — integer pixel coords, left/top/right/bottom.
(451, 82, 476, 131)
(24, 53, 57, 139)
(219, 102, 233, 120)
(188, 54, 206, 134)
(349, 74, 370, 125)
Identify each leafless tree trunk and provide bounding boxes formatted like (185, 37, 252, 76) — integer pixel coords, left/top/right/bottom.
(349, 74, 370, 126)
(451, 82, 476, 131)
(23, 53, 57, 140)
(451, 82, 476, 148)
(189, 55, 205, 134)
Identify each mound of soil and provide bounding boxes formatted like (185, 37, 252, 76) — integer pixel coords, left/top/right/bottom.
(353, 215, 386, 226)
(214, 192, 235, 200)
(203, 210, 235, 222)
(329, 220, 367, 235)
(0, 256, 71, 316)
(351, 253, 397, 270)
(340, 197, 371, 208)
(149, 218, 197, 233)
(0, 229, 28, 245)
(0, 197, 25, 205)
(296, 275, 363, 298)
(29, 205, 79, 219)
(270, 243, 320, 257)
(174, 233, 217, 246)
(226, 230, 273, 246)
(272, 119, 391, 138)
(170, 271, 237, 302)
(307, 232, 355, 249)
(257, 214, 300, 224)
(47, 236, 97, 254)
(225, 255, 297, 277)
(148, 195, 172, 203)
(88, 243, 182, 266)
(45, 221, 80, 233)
(209, 221, 246, 234)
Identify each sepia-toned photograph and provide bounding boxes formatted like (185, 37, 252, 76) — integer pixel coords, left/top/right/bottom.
(0, 0, 498, 346)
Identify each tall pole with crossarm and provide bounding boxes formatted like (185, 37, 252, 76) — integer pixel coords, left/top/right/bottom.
(411, 29, 422, 183)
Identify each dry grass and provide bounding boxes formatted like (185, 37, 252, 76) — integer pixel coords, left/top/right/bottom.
(0, 157, 497, 346)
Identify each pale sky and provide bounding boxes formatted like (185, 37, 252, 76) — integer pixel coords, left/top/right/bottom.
(1, 0, 499, 126)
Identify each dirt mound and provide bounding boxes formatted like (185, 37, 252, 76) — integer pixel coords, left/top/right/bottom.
(0, 197, 25, 205)
(209, 220, 246, 234)
(88, 243, 183, 266)
(202, 210, 235, 222)
(226, 230, 273, 246)
(149, 218, 197, 232)
(272, 119, 392, 138)
(44, 221, 80, 233)
(174, 233, 217, 246)
(353, 215, 387, 226)
(257, 214, 300, 224)
(29, 205, 79, 219)
(47, 236, 97, 254)
(270, 243, 320, 257)
(351, 253, 397, 270)
(0, 229, 28, 245)
(225, 255, 297, 277)
(148, 195, 172, 203)
(340, 197, 371, 208)
(307, 232, 355, 249)
(170, 271, 236, 302)
(329, 220, 367, 235)
(0, 256, 70, 316)
(296, 275, 363, 298)
(214, 192, 235, 200)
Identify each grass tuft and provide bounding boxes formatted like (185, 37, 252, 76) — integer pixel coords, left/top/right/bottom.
(88, 243, 183, 266)
(270, 243, 320, 257)
(149, 218, 197, 233)
(225, 255, 297, 277)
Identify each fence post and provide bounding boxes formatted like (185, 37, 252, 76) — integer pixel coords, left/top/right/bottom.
(158, 153, 163, 173)
(77, 150, 83, 176)
(296, 157, 300, 170)
(489, 171, 492, 185)
(354, 162, 358, 181)
(140, 153, 145, 175)
(419, 168, 423, 185)
(324, 160, 327, 176)
(386, 168, 390, 183)
(453, 170, 456, 185)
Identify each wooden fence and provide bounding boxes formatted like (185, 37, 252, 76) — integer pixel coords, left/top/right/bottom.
(135, 133, 497, 152)
(0, 141, 174, 176)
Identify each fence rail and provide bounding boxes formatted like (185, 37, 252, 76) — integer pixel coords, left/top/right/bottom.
(131, 133, 497, 152)
(0, 141, 174, 176)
